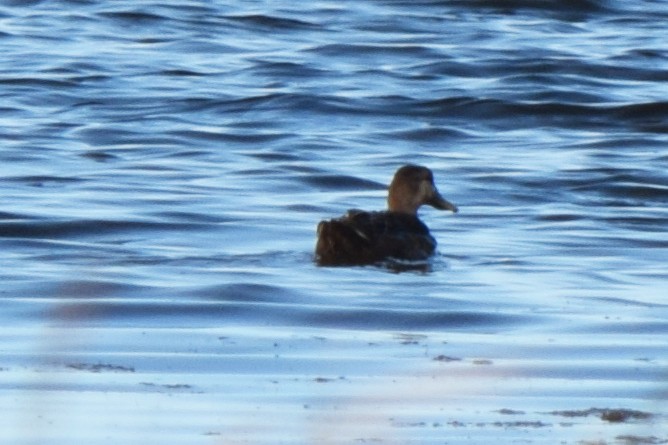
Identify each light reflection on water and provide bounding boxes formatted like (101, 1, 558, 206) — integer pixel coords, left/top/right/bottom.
(1, 0, 667, 443)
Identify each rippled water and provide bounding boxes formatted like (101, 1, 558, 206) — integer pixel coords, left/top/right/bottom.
(1, 1, 667, 443)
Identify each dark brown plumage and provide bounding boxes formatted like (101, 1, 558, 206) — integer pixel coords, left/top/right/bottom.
(315, 165, 457, 266)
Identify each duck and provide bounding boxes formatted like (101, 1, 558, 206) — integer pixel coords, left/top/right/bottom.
(315, 164, 457, 267)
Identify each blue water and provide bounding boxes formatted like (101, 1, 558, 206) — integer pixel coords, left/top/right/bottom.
(1, 1, 667, 443)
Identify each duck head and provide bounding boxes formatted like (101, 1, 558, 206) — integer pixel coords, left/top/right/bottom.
(387, 164, 458, 215)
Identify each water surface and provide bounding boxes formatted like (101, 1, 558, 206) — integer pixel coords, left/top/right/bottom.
(1, 1, 667, 443)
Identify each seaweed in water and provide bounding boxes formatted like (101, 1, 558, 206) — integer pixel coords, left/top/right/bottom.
(549, 407, 652, 423)
(66, 362, 135, 373)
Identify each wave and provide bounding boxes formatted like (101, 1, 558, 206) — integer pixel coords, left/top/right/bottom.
(0, 218, 211, 239)
(223, 14, 320, 31)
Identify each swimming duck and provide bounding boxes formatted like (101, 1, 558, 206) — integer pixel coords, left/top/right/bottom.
(315, 164, 457, 266)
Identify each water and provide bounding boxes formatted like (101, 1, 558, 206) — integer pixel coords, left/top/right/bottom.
(1, 1, 667, 443)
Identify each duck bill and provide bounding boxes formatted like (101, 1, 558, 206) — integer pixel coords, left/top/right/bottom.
(428, 189, 458, 213)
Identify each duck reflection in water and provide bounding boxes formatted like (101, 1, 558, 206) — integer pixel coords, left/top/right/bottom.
(315, 165, 457, 268)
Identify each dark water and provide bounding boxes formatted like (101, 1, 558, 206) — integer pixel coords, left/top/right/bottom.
(1, 1, 667, 443)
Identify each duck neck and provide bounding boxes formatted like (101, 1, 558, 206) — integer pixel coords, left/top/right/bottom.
(387, 195, 418, 215)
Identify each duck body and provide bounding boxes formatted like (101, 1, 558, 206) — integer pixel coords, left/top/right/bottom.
(315, 165, 457, 267)
(316, 209, 437, 266)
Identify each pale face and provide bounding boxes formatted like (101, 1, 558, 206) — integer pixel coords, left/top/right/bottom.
(387, 165, 457, 215)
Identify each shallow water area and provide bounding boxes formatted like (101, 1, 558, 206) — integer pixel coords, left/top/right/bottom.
(1, 0, 668, 444)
